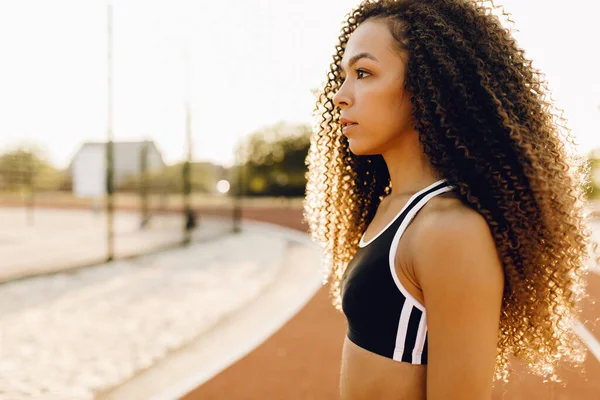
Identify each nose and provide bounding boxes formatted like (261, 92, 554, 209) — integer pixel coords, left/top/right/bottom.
(332, 80, 352, 109)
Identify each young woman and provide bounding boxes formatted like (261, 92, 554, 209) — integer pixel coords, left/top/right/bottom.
(303, 0, 599, 398)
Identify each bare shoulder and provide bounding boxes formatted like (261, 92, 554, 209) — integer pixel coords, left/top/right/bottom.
(410, 200, 505, 398)
(410, 200, 501, 279)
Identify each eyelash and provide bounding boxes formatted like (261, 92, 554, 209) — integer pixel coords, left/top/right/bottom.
(340, 68, 370, 81)
(356, 69, 370, 79)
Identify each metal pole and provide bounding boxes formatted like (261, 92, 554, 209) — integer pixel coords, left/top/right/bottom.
(106, 2, 115, 261)
(233, 151, 242, 233)
(25, 148, 35, 226)
(140, 140, 149, 229)
(183, 43, 194, 245)
(20, 147, 35, 226)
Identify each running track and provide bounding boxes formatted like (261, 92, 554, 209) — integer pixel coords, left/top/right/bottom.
(183, 207, 600, 399)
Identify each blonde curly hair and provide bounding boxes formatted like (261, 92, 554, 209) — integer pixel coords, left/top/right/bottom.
(303, 0, 600, 383)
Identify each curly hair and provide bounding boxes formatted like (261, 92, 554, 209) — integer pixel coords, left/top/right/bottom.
(303, 0, 600, 383)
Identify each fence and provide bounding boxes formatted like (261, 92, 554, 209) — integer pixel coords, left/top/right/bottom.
(0, 139, 244, 284)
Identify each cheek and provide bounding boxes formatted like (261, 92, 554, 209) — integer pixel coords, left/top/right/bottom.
(395, 90, 414, 129)
(363, 85, 411, 137)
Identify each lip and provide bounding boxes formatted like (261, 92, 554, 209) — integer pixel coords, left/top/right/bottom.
(340, 118, 357, 126)
(340, 118, 358, 135)
(342, 123, 358, 136)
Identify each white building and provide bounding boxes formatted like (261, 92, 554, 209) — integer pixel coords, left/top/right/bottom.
(70, 141, 165, 198)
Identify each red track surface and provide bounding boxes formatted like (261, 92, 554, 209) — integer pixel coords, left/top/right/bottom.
(182, 207, 600, 399)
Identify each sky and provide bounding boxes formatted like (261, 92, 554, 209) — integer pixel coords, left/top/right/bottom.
(0, 0, 599, 169)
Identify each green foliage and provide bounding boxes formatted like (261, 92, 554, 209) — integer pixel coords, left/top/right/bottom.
(232, 121, 311, 197)
(0, 147, 66, 192)
(584, 150, 600, 199)
(117, 161, 224, 194)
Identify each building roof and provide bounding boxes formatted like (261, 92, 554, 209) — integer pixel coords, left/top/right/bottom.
(68, 140, 165, 170)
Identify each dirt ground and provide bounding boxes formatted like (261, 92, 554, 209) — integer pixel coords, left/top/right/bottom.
(183, 208, 600, 400)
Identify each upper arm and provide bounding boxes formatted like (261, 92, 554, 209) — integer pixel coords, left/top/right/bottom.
(413, 209, 504, 399)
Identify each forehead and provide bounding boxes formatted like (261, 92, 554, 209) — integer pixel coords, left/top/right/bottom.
(342, 19, 397, 63)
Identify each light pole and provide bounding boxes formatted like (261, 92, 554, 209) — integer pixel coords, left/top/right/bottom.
(183, 41, 195, 245)
(233, 142, 246, 234)
(140, 139, 150, 229)
(106, 2, 115, 261)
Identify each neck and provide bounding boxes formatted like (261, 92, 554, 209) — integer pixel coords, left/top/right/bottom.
(380, 130, 442, 197)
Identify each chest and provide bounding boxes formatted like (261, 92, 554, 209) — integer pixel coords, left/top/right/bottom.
(341, 212, 421, 312)
(340, 211, 424, 337)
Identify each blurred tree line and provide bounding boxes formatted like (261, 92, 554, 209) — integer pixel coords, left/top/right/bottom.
(0, 146, 227, 195)
(0, 147, 69, 192)
(585, 151, 600, 199)
(0, 121, 313, 198)
(118, 122, 312, 197)
(231, 121, 311, 197)
(1, 131, 599, 200)
(118, 162, 227, 194)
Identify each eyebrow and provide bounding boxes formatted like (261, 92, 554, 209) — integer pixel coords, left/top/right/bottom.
(340, 52, 379, 72)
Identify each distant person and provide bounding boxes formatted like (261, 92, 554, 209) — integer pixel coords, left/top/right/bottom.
(186, 209, 198, 231)
(303, 0, 599, 399)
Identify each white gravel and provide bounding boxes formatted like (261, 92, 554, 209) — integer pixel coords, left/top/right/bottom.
(0, 231, 288, 400)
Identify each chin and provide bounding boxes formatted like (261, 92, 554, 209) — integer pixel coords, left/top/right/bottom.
(347, 139, 378, 156)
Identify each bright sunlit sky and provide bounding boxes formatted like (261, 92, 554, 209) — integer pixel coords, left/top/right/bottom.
(1, 0, 599, 168)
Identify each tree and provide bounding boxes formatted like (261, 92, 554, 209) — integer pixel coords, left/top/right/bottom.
(117, 161, 225, 194)
(0, 147, 63, 192)
(232, 121, 311, 197)
(585, 149, 600, 199)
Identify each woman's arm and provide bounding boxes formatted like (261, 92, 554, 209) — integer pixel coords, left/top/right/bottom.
(413, 208, 504, 399)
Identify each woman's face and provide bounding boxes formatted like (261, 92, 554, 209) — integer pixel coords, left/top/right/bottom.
(333, 19, 414, 156)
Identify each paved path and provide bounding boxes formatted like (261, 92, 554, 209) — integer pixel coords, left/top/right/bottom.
(0, 207, 232, 283)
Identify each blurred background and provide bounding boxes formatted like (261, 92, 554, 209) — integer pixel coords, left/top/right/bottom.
(0, 0, 599, 399)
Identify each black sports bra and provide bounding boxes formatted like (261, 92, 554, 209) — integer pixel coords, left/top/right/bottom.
(341, 179, 456, 364)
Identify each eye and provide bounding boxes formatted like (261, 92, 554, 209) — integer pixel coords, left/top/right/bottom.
(356, 69, 370, 79)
